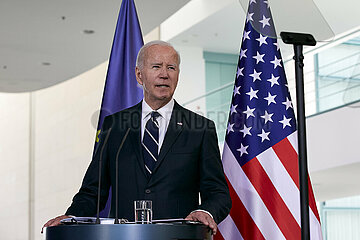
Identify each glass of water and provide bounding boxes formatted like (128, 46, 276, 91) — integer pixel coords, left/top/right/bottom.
(134, 200, 152, 224)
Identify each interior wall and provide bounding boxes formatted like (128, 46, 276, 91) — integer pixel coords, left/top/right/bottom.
(307, 101, 360, 201)
(33, 62, 107, 240)
(307, 101, 360, 172)
(0, 61, 107, 240)
(0, 92, 30, 240)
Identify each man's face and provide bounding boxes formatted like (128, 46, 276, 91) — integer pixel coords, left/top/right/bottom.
(135, 45, 179, 109)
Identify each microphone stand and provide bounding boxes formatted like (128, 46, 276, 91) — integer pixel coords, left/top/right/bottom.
(114, 128, 131, 224)
(95, 128, 112, 224)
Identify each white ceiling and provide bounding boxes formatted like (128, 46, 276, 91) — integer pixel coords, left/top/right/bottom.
(169, 1, 246, 55)
(2, 0, 360, 93)
(0, 0, 190, 92)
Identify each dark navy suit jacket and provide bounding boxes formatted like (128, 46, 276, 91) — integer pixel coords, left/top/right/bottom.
(66, 101, 231, 223)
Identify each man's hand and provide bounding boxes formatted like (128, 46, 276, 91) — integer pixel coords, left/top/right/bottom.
(185, 211, 217, 235)
(41, 215, 70, 233)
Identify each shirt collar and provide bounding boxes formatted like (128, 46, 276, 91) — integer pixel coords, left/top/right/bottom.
(142, 99, 174, 122)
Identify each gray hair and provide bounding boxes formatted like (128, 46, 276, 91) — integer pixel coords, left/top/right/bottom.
(136, 40, 181, 69)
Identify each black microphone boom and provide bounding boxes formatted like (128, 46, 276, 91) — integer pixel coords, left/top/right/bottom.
(114, 128, 131, 224)
(95, 128, 112, 224)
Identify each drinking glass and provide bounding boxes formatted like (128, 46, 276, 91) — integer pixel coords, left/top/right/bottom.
(134, 200, 152, 224)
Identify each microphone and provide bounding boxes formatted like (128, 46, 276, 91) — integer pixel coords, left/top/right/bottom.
(95, 128, 112, 224)
(114, 128, 131, 224)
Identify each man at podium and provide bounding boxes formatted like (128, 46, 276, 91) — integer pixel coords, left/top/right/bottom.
(43, 41, 231, 235)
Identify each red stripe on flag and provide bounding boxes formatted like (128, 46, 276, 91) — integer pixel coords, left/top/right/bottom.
(272, 138, 299, 188)
(226, 176, 265, 240)
(308, 176, 321, 221)
(242, 158, 301, 239)
(273, 138, 321, 222)
(214, 232, 225, 240)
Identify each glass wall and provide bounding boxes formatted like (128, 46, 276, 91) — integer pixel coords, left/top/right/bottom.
(320, 195, 360, 240)
(183, 35, 360, 143)
(316, 37, 360, 113)
(202, 51, 238, 142)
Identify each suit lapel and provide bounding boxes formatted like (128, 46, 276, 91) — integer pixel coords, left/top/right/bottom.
(151, 101, 184, 175)
(128, 102, 147, 177)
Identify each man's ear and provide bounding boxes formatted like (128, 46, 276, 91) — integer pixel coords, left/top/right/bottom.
(135, 66, 143, 85)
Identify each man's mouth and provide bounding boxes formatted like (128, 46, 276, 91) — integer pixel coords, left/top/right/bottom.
(155, 84, 170, 88)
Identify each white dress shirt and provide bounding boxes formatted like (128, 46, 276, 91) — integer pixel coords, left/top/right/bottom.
(141, 99, 174, 153)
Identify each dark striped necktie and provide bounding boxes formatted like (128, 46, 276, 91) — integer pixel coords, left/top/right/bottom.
(142, 111, 160, 175)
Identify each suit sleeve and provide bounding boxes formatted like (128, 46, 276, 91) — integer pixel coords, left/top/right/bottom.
(198, 119, 232, 223)
(65, 116, 112, 217)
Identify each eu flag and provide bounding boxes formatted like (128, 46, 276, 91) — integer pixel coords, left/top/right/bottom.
(96, 0, 143, 217)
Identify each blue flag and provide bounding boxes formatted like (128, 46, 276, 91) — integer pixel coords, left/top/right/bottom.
(96, 0, 143, 217)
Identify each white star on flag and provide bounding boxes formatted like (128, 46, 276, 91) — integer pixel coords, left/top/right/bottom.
(264, 92, 277, 105)
(270, 56, 282, 69)
(230, 104, 238, 115)
(256, 34, 268, 46)
(253, 51, 265, 64)
(261, 110, 274, 123)
(273, 41, 280, 51)
(233, 85, 241, 97)
(246, 87, 259, 100)
(249, 69, 262, 82)
(264, 0, 270, 8)
(237, 67, 244, 78)
(279, 115, 292, 128)
(246, 12, 254, 23)
(267, 74, 280, 87)
(243, 106, 255, 119)
(257, 129, 270, 142)
(236, 143, 249, 157)
(240, 124, 252, 137)
(227, 123, 234, 134)
(282, 97, 293, 110)
(240, 48, 247, 59)
(259, 15, 271, 28)
(243, 30, 251, 41)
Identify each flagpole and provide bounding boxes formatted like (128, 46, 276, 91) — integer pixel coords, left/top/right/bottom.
(294, 43, 310, 240)
(280, 32, 316, 240)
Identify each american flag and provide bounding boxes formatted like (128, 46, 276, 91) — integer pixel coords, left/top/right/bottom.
(216, 1, 322, 239)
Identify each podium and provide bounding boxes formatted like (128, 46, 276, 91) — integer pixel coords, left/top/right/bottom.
(45, 224, 212, 240)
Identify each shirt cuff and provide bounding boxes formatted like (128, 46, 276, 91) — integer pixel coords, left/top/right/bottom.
(191, 209, 214, 219)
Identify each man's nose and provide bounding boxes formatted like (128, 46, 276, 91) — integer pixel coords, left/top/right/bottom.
(159, 67, 169, 78)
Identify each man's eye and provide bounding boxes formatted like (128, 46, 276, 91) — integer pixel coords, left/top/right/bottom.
(152, 65, 160, 69)
(168, 66, 175, 70)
